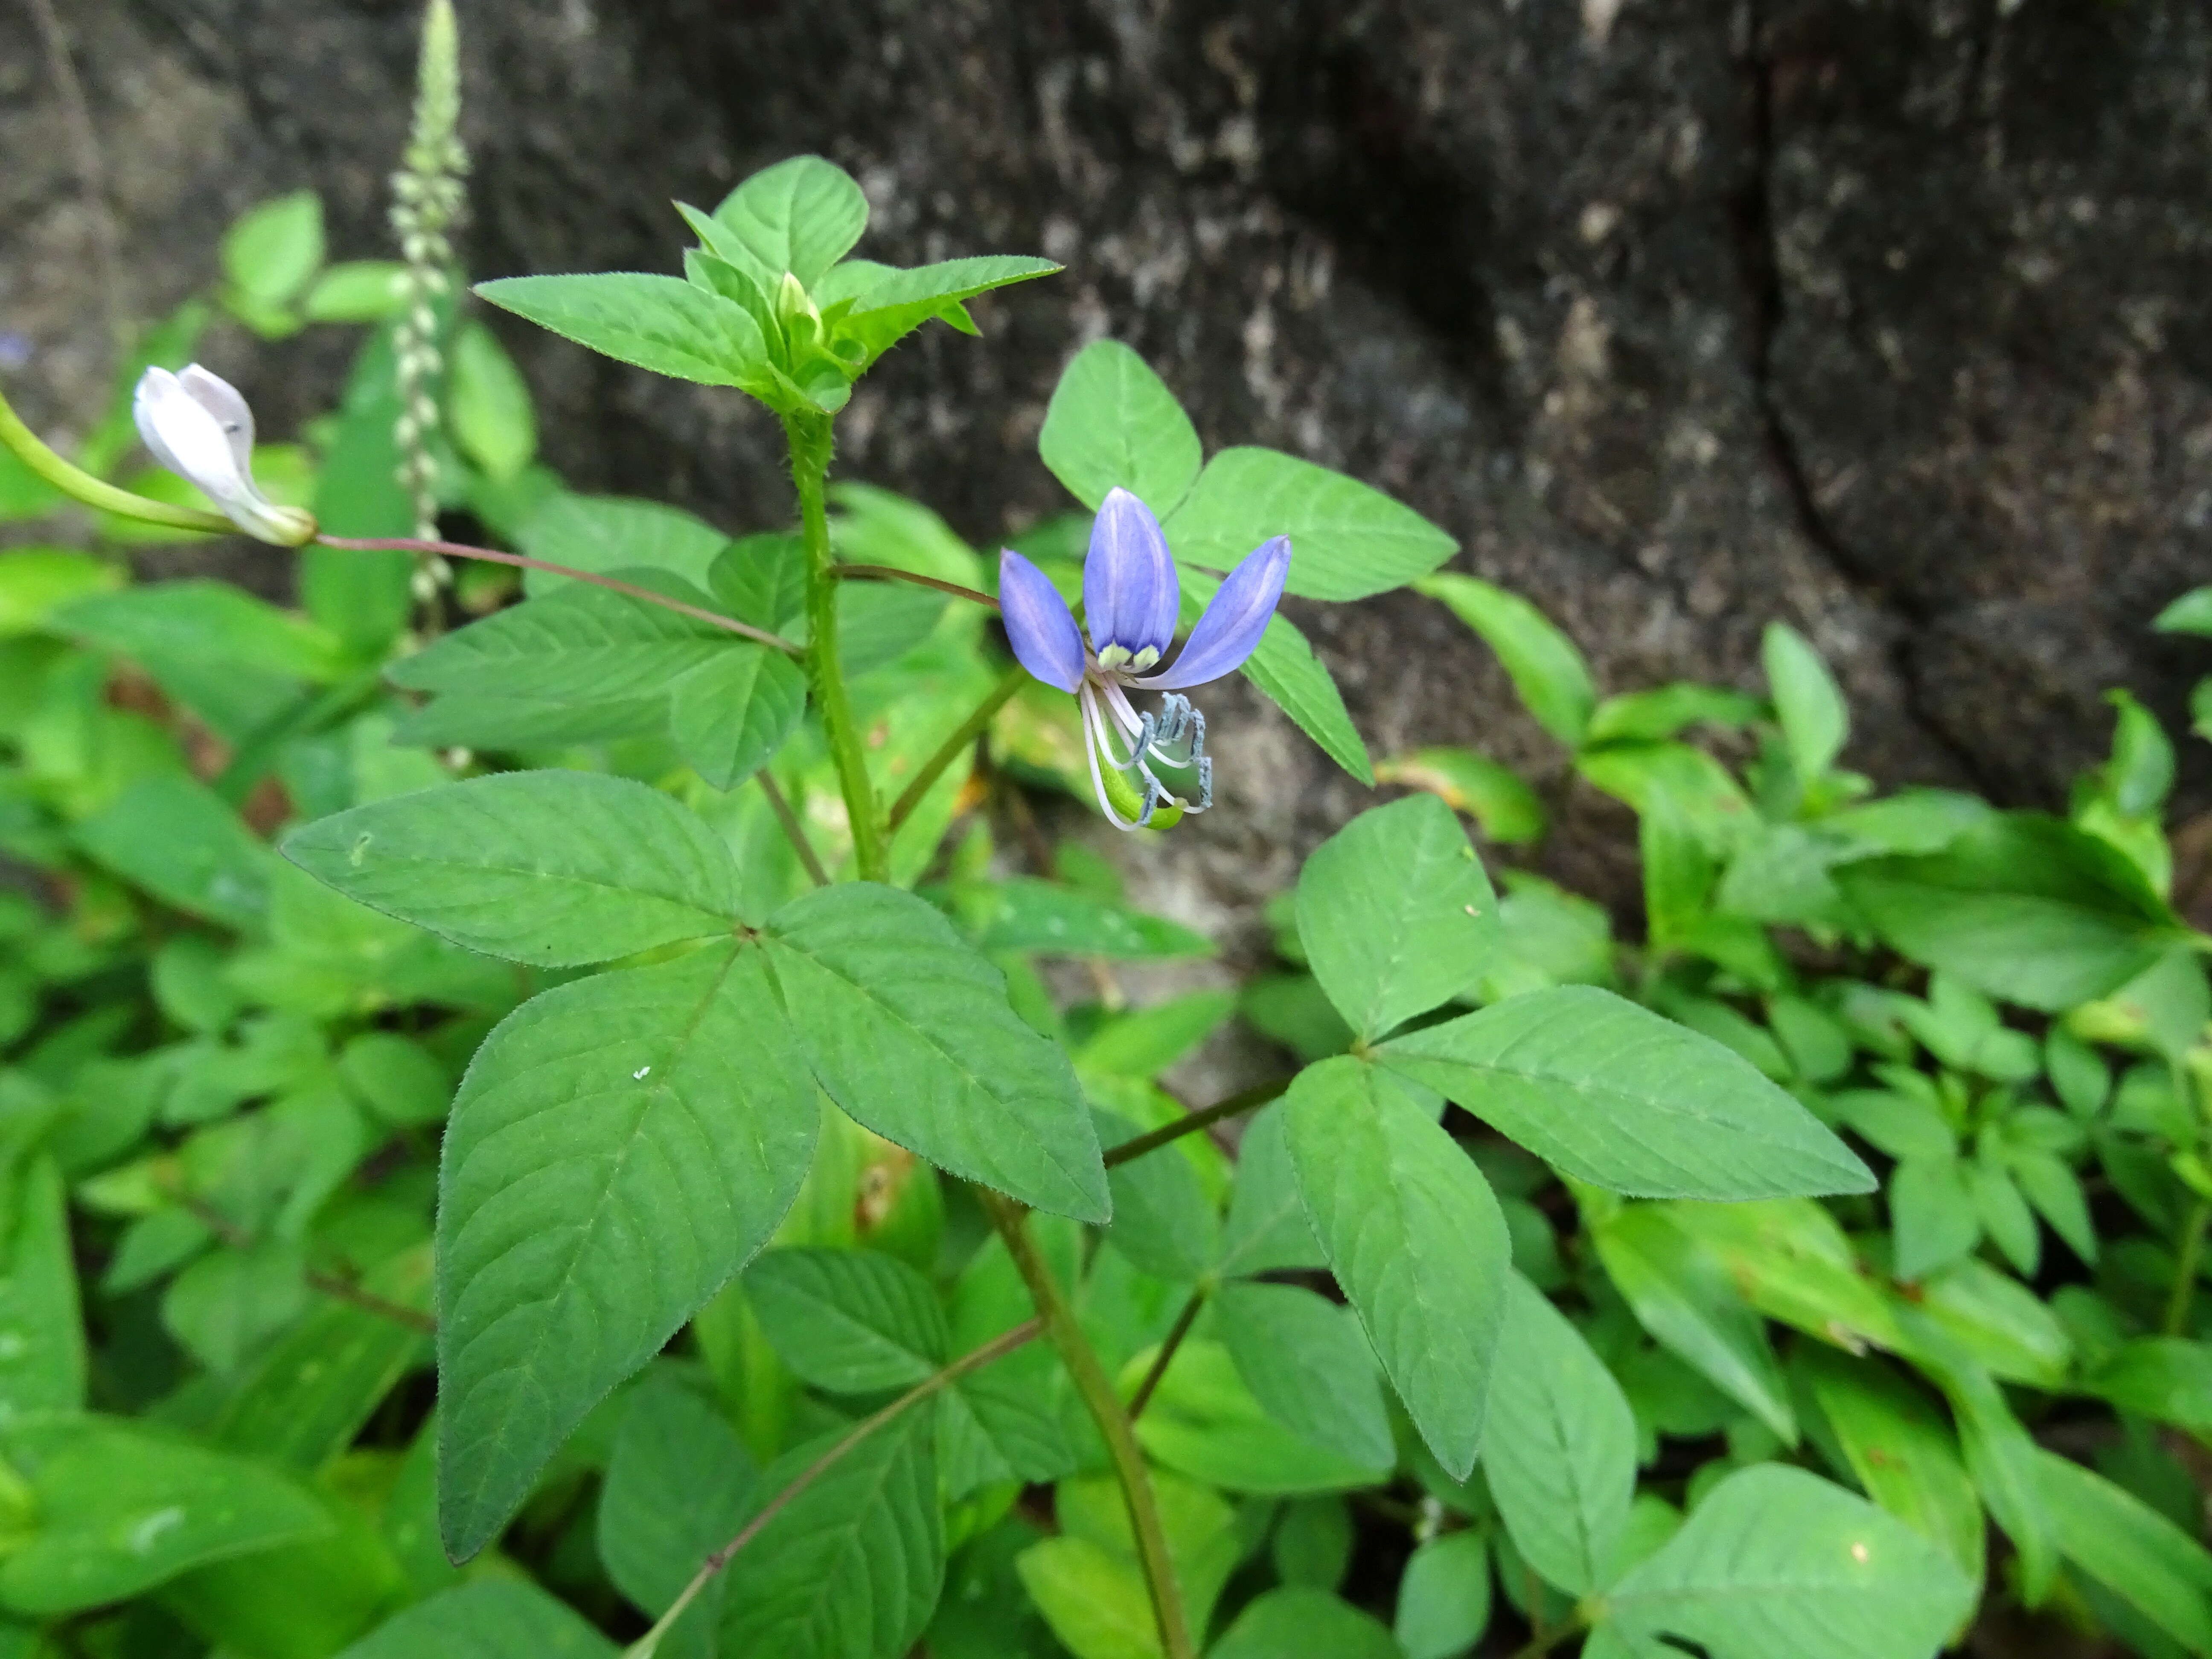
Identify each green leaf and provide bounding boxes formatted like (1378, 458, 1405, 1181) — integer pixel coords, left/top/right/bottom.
(1038, 340, 1203, 515)
(1762, 622, 1848, 780)
(1919, 1348, 2054, 1602)
(77, 775, 273, 929)
(1588, 683, 1764, 745)
(1208, 1587, 1402, 1659)
(1833, 814, 2181, 1012)
(517, 493, 731, 597)
(388, 578, 736, 702)
(2154, 587, 2212, 637)
(974, 879, 1213, 960)
(712, 156, 870, 287)
(1295, 795, 1500, 1041)
(303, 260, 407, 324)
(282, 771, 742, 966)
(1395, 1531, 1492, 1659)
(833, 257, 1060, 366)
(1591, 1206, 1794, 1442)
(436, 943, 818, 1560)
(1217, 588, 1371, 783)
(671, 647, 808, 789)
(1074, 990, 1235, 1078)
(222, 190, 325, 308)
(1284, 1057, 1509, 1478)
(746, 1247, 949, 1392)
(1218, 1106, 1326, 1277)
(1015, 1536, 1164, 1659)
(207, 1245, 432, 1470)
(335, 1580, 616, 1659)
(1381, 986, 1872, 1199)
(719, 1407, 943, 1659)
(1127, 1339, 1390, 1496)
(58, 580, 346, 682)
(2082, 1338, 2212, 1439)
(1416, 573, 1596, 747)
(761, 883, 1108, 1222)
(448, 320, 538, 482)
(1795, 1346, 1983, 1580)
(0, 1415, 330, 1615)
(2037, 1447, 2212, 1653)
(1374, 747, 1546, 844)
(599, 1378, 756, 1647)
(1484, 1274, 1636, 1596)
(0, 1161, 84, 1415)
(1889, 1154, 1981, 1281)
(1164, 447, 1455, 603)
(1097, 1110, 1217, 1282)
(475, 273, 769, 390)
(1214, 1281, 1394, 1470)
(1604, 1465, 1975, 1659)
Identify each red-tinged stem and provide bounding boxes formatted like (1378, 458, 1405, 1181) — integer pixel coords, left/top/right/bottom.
(314, 534, 801, 657)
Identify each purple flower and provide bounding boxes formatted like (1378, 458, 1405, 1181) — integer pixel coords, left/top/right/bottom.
(1000, 486, 1290, 830)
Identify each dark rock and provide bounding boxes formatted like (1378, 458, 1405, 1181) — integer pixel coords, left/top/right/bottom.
(6, 0, 2209, 935)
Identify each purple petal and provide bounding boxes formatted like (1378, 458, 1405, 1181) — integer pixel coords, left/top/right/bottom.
(998, 549, 1087, 693)
(1083, 486, 1179, 660)
(1138, 535, 1290, 690)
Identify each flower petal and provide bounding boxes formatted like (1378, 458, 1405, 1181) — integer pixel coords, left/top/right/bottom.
(179, 364, 257, 479)
(1138, 535, 1290, 690)
(133, 367, 253, 509)
(1083, 486, 1179, 660)
(998, 549, 1087, 693)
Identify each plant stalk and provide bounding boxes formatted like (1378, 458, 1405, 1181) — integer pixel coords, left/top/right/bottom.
(888, 662, 1029, 831)
(835, 563, 997, 610)
(1129, 1285, 1209, 1420)
(756, 771, 829, 888)
(1103, 1079, 1290, 1169)
(786, 413, 888, 882)
(2168, 1197, 2210, 1336)
(974, 1187, 1195, 1659)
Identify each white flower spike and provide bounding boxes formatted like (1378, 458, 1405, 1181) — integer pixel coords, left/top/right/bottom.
(131, 365, 317, 546)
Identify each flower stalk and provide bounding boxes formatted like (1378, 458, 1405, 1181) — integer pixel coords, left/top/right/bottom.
(390, 0, 468, 553)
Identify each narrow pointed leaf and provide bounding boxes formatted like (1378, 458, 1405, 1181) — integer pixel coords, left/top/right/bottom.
(1295, 795, 1500, 1040)
(436, 944, 818, 1559)
(1484, 1274, 1636, 1596)
(762, 883, 1108, 1221)
(282, 772, 742, 967)
(1039, 339, 1203, 516)
(1284, 1057, 1509, 1478)
(1380, 987, 1873, 1199)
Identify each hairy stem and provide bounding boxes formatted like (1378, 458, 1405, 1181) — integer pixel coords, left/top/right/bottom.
(1103, 1079, 1290, 1170)
(2168, 1198, 2210, 1336)
(974, 1187, 1195, 1659)
(1129, 1285, 1209, 1421)
(757, 771, 829, 888)
(626, 1317, 1043, 1657)
(315, 535, 798, 655)
(786, 413, 887, 883)
(835, 563, 998, 610)
(888, 662, 1029, 832)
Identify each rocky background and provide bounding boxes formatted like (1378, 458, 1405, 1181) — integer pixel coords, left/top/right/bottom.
(6, 0, 2211, 943)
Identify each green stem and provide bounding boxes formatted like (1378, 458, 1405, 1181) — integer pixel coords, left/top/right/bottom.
(975, 1187, 1196, 1659)
(625, 1316, 1043, 1658)
(1103, 1079, 1291, 1169)
(1505, 1618, 1587, 1659)
(1129, 1284, 1209, 1420)
(888, 662, 1029, 832)
(0, 382, 232, 535)
(2168, 1198, 2210, 1335)
(786, 413, 887, 882)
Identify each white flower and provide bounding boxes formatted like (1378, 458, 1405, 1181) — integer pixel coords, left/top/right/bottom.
(131, 365, 316, 546)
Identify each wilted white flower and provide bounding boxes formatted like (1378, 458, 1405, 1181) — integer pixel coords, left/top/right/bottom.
(131, 365, 316, 546)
